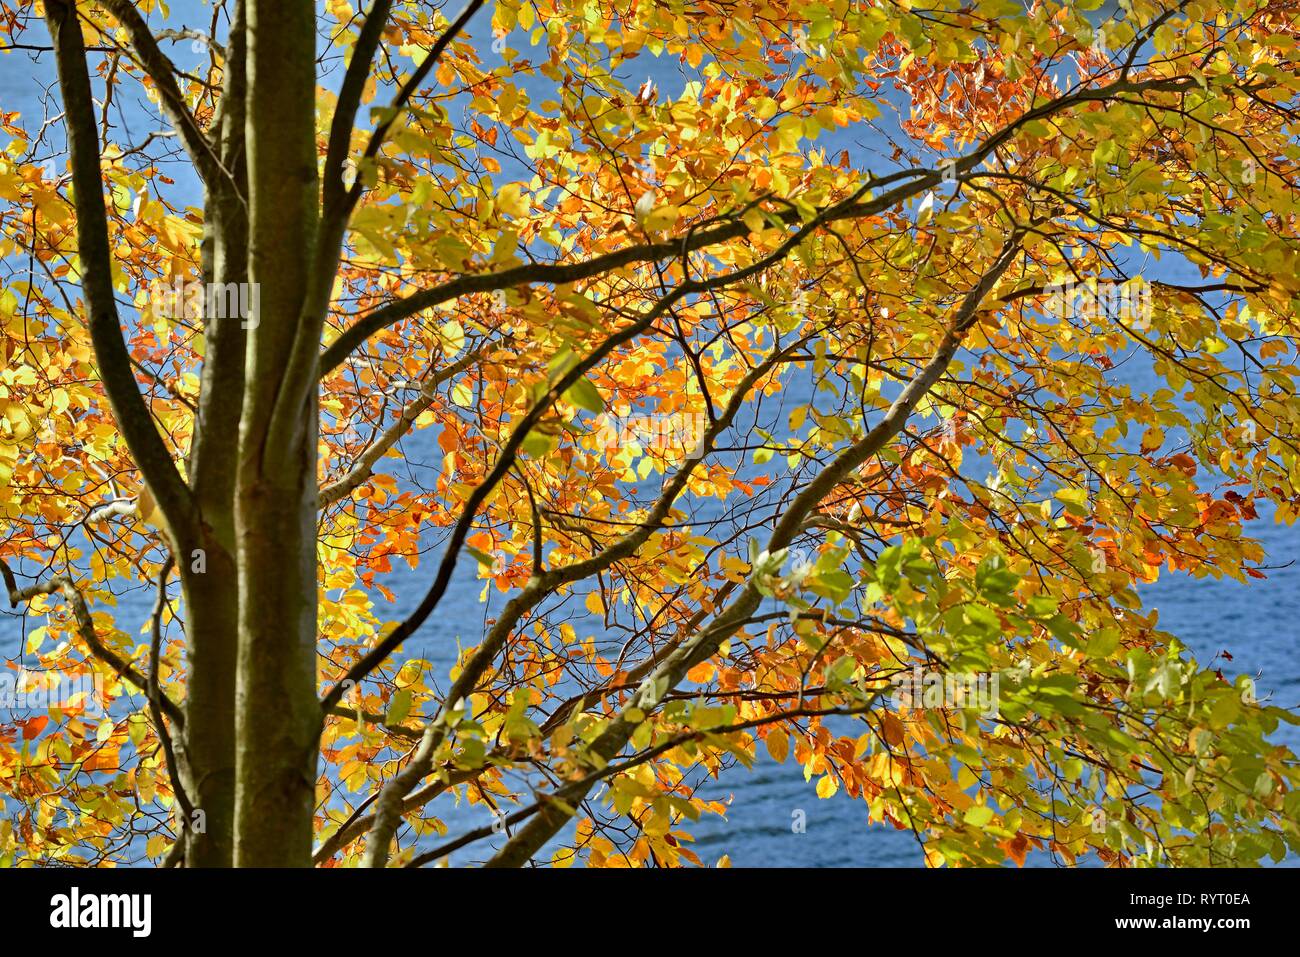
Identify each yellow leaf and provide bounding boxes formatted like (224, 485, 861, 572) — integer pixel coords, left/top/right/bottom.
(916, 190, 936, 227)
(497, 183, 529, 218)
(816, 774, 839, 799)
(1054, 487, 1089, 516)
(765, 728, 789, 763)
(137, 484, 160, 526)
(639, 204, 681, 231)
(687, 661, 714, 683)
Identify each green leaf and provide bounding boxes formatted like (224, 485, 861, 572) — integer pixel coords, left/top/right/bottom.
(521, 430, 555, 458)
(564, 375, 604, 414)
(385, 689, 413, 725)
(1085, 628, 1121, 658)
(810, 569, 856, 603)
(127, 713, 148, 747)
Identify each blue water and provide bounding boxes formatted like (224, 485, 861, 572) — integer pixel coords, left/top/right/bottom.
(2, 1, 1297, 868)
(364, 405, 1299, 868)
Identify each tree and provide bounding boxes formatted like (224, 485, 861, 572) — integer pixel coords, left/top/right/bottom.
(1, 0, 1298, 868)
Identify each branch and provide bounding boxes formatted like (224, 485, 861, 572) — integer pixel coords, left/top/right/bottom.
(322, 0, 393, 216)
(44, 0, 197, 545)
(318, 348, 480, 506)
(411, 697, 885, 867)
(98, 0, 227, 186)
(312, 764, 479, 864)
(144, 557, 194, 863)
(154, 28, 226, 60)
(481, 232, 1026, 867)
(2, 558, 184, 726)
(188, 0, 248, 514)
(313, 594, 890, 864)
(319, 170, 924, 374)
(337, 0, 484, 224)
(85, 498, 138, 524)
(319, 75, 1195, 374)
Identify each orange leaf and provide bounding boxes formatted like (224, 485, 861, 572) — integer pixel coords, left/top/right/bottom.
(686, 661, 714, 683)
(998, 833, 1030, 867)
(882, 713, 905, 747)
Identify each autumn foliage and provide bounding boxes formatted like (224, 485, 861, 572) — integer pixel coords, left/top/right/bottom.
(1, 0, 1299, 867)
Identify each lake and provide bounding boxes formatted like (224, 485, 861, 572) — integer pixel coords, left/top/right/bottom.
(1, 2, 1296, 867)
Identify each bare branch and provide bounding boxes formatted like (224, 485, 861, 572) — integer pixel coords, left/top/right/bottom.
(98, 0, 229, 187)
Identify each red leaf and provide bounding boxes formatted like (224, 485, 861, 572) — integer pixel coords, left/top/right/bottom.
(21, 715, 49, 740)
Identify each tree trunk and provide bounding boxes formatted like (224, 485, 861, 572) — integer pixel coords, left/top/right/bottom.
(233, 0, 322, 867)
(174, 543, 238, 866)
(172, 0, 249, 867)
